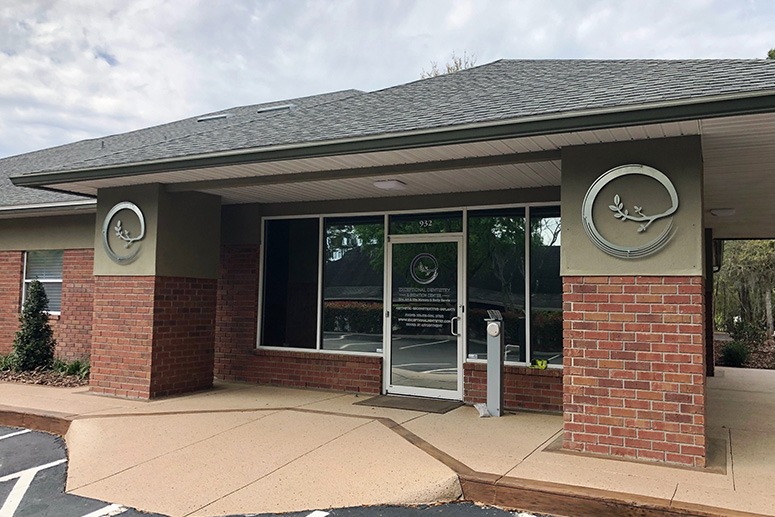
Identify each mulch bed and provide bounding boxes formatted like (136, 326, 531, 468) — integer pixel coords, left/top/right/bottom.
(0, 369, 88, 388)
(714, 338, 775, 369)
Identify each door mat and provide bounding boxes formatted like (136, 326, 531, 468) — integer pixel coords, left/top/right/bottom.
(353, 395, 464, 414)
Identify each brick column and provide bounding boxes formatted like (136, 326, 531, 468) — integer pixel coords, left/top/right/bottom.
(90, 186, 221, 399)
(91, 275, 216, 399)
(563, 275, 706, 467)
(214, 245, 260, 381)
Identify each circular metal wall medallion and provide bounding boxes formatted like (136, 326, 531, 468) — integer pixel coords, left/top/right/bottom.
(102, 201, 146, 264)
(410, 253, 439, 285)
(582, 164, 679, 259)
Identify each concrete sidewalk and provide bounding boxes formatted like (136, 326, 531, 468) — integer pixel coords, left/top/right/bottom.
(0, 367, 773, 516)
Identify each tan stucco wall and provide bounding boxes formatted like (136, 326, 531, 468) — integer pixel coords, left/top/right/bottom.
(94, 184, 161, 276)
(0, 214, 95, 250)
(156, 191, 221, 279)
(221, 204, 262, 246)
(94, 184, 221, 279)
(561, 136, 704, 276)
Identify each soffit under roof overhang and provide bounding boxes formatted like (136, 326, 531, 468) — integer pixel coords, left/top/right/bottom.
(10, 92, 775, 240)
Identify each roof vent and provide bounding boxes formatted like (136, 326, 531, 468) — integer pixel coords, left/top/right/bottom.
(197, 113, 231, 122)
(256, 104, 294, 114)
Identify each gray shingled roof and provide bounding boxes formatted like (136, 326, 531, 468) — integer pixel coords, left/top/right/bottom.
(4, 59, 775, 206)
(0, 89, 362, 207)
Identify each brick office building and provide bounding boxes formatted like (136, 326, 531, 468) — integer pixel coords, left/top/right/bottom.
(2, 60, 775, 468)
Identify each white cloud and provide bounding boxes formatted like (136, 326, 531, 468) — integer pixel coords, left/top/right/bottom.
(0, 0, 773, 158)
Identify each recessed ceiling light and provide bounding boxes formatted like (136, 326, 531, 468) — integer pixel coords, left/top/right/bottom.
(710, 208, 736, 217)
(373, 179, 407, 190)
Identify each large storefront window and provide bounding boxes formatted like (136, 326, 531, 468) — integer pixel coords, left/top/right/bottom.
(259, 205, 562, 365)
(467, 209, 527, 362)
(530, 206, 563, 365)
(261, 218, 319, 348)
(322, 216, 384, 353)
(467, 206, 563, 365)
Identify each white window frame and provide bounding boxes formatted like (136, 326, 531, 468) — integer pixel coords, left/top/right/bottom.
(22, 250, 63, 316)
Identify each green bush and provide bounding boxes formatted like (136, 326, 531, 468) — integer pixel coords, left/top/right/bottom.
(0, 353, 16, 371)
(721, 340, 750, 367)
(727, 318, 766, 344)
(53, 358, 90, 379)
(12, 280, 56, 371)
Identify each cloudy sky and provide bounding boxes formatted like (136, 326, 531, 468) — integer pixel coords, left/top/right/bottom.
(0, 0, 773, 158)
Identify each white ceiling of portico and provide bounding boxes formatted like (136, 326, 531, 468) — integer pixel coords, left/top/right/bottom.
(46, 114, 775, 239)
(50, 120, 700, 199)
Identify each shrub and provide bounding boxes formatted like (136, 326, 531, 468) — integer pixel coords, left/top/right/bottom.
(721, 340, 750, 367)
(0, 353, 15, 371)
(53, 358, 90, 379)
(727, 318, 766, 344)
(12, 280, 56, 371)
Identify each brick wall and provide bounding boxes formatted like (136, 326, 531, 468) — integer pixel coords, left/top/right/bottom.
(563, 275, 706, 467)
(214, 246, 260, 380)
(90, 275, 155, 398)
(0, 249, 94, 359)
(150, 276, 216, 397)
(213, 245, 381, 393)
(91, 275, 216, 399)
(56, 249, 94, 361)
(0, 251, 23, 355)
(243, 349, 382, 393)
(464, 363, 562, 412)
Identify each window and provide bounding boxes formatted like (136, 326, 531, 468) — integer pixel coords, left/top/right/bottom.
(467, 205, 562, 366)
(389, 211, 463, 234)
(24, 250, 63, 314)
(261, 219, 319, 348)
(529, 206, 563, 365)
(321, 216, 384, 353)
(467, 208, 527, 362)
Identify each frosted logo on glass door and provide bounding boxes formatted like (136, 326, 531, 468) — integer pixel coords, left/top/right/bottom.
(409, 253, 439, 284)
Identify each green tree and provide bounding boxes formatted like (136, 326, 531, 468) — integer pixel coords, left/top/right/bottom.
(768, 48, 775, 60)
(715, 240, 775, 337)
(421, 50, 477, 78)
(12, 280, 56, 371)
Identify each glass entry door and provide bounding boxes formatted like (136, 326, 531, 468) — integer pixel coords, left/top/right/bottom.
(385, 236, 463, 399)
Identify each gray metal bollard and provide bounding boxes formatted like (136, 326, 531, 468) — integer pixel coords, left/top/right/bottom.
(485, 310, 504, 417)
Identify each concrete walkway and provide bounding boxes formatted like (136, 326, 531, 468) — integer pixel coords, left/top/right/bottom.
(0, 366, 773, 516)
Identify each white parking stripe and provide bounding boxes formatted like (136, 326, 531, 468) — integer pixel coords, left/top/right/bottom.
(80, 503, 127, 517)
(305, 511, 330, 517)
(0, 429, 31, 441)
(0, 458, 66, 483)
(0, 458, 67, 517)
(0, 469, 36, 517)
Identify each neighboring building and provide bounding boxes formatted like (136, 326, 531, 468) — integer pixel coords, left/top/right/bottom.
(3, 59, 775, 469)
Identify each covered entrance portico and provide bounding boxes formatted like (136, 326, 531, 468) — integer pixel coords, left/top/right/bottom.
(9, 59, 775, 470)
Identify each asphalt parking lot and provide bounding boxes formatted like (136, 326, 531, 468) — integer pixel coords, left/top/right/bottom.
(0, 425, 161, 517)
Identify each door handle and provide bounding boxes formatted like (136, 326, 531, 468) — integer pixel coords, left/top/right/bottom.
(450, 316, 460, 336)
